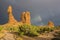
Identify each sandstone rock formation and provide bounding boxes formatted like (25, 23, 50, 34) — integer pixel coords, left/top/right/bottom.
(7, 5, 18, 25)
(20, 11, 31, 24)
(2, 5, 31, 26)
(48, 21, 54, 27)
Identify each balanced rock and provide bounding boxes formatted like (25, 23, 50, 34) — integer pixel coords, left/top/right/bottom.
(7, 5, 18, 25)
(48, 21, 54, 27)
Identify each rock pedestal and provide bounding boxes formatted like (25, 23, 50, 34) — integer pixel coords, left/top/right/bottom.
(48, 21, 54, 27)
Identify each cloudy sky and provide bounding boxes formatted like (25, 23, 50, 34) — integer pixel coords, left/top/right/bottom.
(0, 0, 60, 26)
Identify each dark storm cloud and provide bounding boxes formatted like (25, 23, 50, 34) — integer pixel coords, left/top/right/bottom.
(0, 0, 60, 25)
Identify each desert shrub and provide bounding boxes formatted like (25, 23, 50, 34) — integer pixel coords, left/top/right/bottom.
(55, 26, 60, 30)
(27, 25, 39, 36)
(0, 26, 3, 31)
(37, 27, 47, 33)
(7, 27, 14, 32)
(5, 25, 19, 32)
(37, 26, 54, 33)
(18, 24, 55, 36)
(48, 27, 54, 31)
(18, 24, 39, 36)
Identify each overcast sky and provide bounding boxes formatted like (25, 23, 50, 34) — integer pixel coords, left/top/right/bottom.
(0, 0, 60, 26)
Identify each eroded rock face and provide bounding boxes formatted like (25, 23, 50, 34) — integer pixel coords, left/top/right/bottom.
(7, 5, 18, 25)
(48, 21, 54, 27)
(21, 11, 31, 24)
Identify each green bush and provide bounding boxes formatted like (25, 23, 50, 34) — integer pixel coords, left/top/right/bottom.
(17, 24, 55, 36)
(5, 26, 19, 32)
(37, 26, 54, 33)
(0, 26, 3, 31)
(18, 24, 39, 36)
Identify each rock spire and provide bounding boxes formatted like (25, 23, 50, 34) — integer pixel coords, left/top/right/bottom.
(7, 5, 17, 25)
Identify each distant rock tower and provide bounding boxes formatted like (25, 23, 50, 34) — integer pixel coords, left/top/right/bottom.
(21, 11, 31, 24)
(48, 21, 54, 27)
(7, 5, 17, 25)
